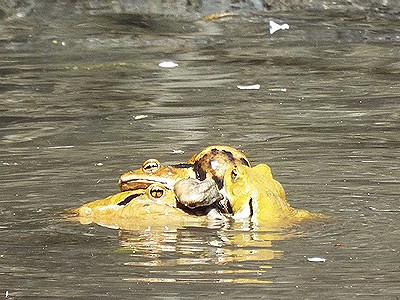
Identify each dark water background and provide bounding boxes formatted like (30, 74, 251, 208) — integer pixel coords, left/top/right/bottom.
(0, 11, 399, 299)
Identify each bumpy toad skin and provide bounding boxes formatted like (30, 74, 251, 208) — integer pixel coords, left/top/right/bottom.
(222, 164, 325, 226)
(68, 184, 214, 230)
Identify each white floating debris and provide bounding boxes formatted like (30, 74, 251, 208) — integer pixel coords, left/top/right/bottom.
(47, 145, 75, 149)
(133, 114, 148, 120)
(172, 149, 185, 154)
(307, 257, 327, 263)
(269, 88, 287, 92)
(158, 61, 178, 68)
(95, 163, 103, 166)
(2, 162, 18, 166)
(269, 20, 290, 35)
(237, 84, 260, 90)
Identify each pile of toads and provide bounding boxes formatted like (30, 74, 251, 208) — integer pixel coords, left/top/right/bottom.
(68, 146, 324, 229)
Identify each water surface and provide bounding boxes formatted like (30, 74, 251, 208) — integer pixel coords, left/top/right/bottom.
(0, 12, 399, 299)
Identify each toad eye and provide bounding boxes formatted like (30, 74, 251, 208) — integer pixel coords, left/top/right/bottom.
(142, 159, 161, 173)
(231, 167, 239, 182)
(148, 184, 165, 200)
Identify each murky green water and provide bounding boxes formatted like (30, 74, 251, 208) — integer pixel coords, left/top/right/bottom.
(1, 12, 399, 299)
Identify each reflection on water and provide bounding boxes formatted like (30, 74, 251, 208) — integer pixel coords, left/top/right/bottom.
(120, 228, 282, 283)
(119, 226, 285, 262)
(118, 225, 294, 284)
(1, 11, 399, 299)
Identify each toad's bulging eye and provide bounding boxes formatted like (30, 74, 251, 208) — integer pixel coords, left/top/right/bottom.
(231, 167, 239, 182)
(142, 159, 161, 173)
(149, 184, 165, 199)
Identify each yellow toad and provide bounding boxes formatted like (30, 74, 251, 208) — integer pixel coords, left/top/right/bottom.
(68, 183, 222, 230)
(222, 164, 325, 226)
